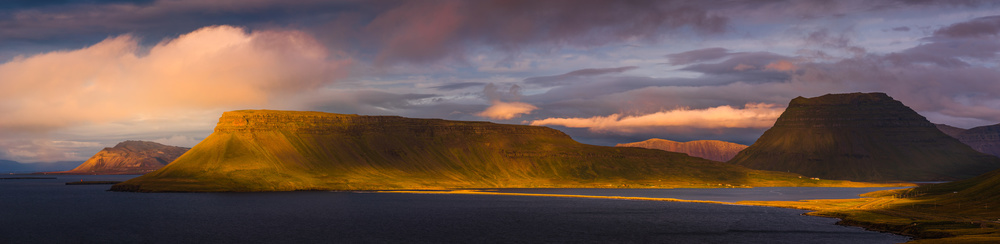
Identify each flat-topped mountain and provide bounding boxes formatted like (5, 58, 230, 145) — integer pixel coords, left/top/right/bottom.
(50, 141, 189, 175)
(616, 139, 748, 162)
(111, 110, 878, 192)
(728, 92, 1000, 182)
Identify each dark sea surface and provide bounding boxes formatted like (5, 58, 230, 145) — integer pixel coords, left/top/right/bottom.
(1, 175, 910, 244)
(492, 187, 910, 202)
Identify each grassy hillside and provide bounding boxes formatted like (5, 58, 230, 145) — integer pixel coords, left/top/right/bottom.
(740, 169, 1000, 243)
(112, 110, 885, 192)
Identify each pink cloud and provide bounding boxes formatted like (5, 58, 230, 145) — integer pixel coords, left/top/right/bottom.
(764, 60, 797, 72)
(476, 83, 537, 120)
(530, 103, 784, 133)
(476, 101, 539, 120)
(0, 25, 351, 134)
(733, 63, 755, 71)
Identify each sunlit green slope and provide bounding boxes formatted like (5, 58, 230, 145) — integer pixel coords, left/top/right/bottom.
(112, 110, 886, 192)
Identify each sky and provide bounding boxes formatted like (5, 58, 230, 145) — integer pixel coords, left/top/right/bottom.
(3, 0, 1000, 163)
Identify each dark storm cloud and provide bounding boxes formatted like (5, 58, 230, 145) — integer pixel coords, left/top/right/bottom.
(890, 15, 1000, 67)
(665, 48, 733, 65)
(890, 26, 911, 32)
(0, 0, 361, 60)
(667, 49, 798, 84)
(0, 0, 735, 65)
(682, 52, 794, 80)
(774, 16, 1000, 126)
(518, 14, 1000, 144)
(5, 0, 1000, 162)
(524, 66, 637, 86)
(309, 90, 438, 115)
(430, 82, 485, 91)
(933, 15, 1000, 38)
(360, 0, 729, 65)
(306, 89, 489, 121)
(3, 0, 992, 65)
(0, 0, 154, 8)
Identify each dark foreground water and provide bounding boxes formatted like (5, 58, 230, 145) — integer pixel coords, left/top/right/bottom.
(1, 175, 910, 244)
(494, 187, 910, 202)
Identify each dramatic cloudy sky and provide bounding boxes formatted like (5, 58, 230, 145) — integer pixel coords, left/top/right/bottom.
(3, 0, 1000, 163)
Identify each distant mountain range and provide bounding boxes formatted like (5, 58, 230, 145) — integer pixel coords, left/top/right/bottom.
(616, 139, 747, 162)
(0, 160, 81, 174)
(728, 92, 1000, 182)
(44, 141, 189, 175)
(934, 124, 966, 138)
(935, 123, 1000, 158)
(111, 110, 875, 192)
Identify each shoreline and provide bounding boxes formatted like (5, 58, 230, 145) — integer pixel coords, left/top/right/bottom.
(377, 189, 996, 243)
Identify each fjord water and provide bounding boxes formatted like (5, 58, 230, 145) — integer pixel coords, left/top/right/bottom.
(2, 176, 909, 243)
(494, 187, 910, 202)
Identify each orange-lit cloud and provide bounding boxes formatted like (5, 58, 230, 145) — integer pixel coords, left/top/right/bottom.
(0, 25, 350, 134)
(476, 101, 538, 120)
(764, 60, 797, 71)
(733, 63, 754, 71)
(530, 103, 783, 133)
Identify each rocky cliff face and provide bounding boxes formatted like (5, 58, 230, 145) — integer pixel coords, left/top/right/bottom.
(728, 92, 1000, 182)
(935, 124, 967, 138)
(111, 110, 874, 192)
(946, 124, 1000, 158)
(62, 141, 189, 174)
(616, 139, 747, 162)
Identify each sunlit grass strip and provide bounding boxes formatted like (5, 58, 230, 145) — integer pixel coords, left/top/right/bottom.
(380, 189, 742, 205)
(380, 189, 1000, 243)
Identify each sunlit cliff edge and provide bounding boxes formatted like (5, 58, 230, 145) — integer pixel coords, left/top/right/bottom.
(939, 123, 1000, 158)
(111, 110, 890, 192)
(616, 139, 748, 162)
(44, 140, 188, 175)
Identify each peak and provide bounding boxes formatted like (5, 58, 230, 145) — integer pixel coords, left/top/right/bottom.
(114, 140, 167, 148)
(731, 93, 999, 181)
(775, 92, 927, 129)
(789, 92, 893, 106)
(616, 139, 748, 162)
(644, 138, 677, 143)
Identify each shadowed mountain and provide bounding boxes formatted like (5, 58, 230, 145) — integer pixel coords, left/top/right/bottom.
(939, 123, 1000, 158)
(46, 141, 189, 175)
(616, 139, 748, 162)
(728, 92, 1000, 182)
(111, 110, 883, 192)
(935, 124, 966, 138)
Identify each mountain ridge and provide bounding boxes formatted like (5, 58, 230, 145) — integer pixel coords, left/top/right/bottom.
(616, 139, 748, 162)
(945, 123, 1000, 158)
(111, 110, 884, 192)
(46, 140, 189, 175)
